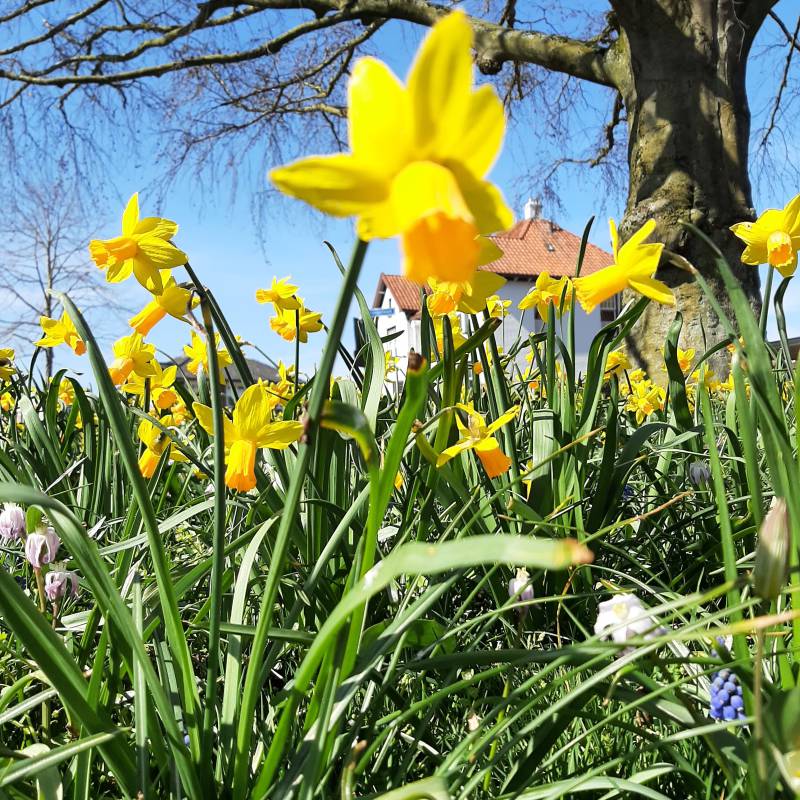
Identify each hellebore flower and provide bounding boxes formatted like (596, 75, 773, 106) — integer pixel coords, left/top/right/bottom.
(25, 527, 60, 569)
(89, 193, 187, 294)
(270, 12, 513, 286)
(574, 219, 672, 313)
(0, 503, 25, 541)
(731, 193, 800, 277)
(193, 381, 304, 492)
(35, 311, 86, 357)
(436, 403, 519, 478)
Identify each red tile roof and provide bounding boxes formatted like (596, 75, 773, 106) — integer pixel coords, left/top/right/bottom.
(484, 218, 613, 278)
(373, 273, 428, 316)
(372, 217, 613, 316)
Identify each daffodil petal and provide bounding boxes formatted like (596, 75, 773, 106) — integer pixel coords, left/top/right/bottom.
(627, 275, 676, 306)
(436, 437, 475, 467)
(476, 236, 503, 266)
(456, 270, 506, 313)
(447, 84, 505, 176)
(134, 217, 179, 239)
(270, 154, 387, 217)
(449, 162, 514, 235)
(485, 404, 519, 434)
(608, 218, 619, 259)
(233, 382, 272, 440)
(349, 57, 412, 174)
(122, 194, 139, 236)
(574, 265, 628, 314)
(258, 420, 304, 449)
(782, 192, 800, 233)
(407, 12, 473, 156)
(136, 237, 187, 269)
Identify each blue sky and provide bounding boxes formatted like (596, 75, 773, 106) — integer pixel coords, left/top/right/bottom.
(12, 3, 800, 379)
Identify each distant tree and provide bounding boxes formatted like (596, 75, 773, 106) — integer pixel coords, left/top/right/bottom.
(0, 177, 124, 377)
(0, 1, 798, 369)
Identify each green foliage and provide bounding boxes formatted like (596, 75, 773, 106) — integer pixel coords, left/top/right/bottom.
(0, 235, 798, 799)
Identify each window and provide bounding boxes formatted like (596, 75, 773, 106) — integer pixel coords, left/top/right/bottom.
(599, 295, 621, 324)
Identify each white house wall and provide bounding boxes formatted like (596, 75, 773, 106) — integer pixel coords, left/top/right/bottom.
(373, 278, 602, 380)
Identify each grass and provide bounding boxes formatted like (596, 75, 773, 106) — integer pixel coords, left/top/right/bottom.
(0, 231, 798, 799)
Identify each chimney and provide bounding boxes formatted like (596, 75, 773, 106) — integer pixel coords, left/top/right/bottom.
(523, 197, 542, 220)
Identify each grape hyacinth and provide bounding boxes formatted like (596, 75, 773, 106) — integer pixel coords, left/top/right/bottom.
(709, 667, 745, 722)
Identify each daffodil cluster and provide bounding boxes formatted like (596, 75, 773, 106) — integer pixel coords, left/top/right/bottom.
(256, 277, 323, 343)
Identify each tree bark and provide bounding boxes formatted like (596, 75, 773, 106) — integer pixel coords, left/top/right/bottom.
(612, 0, 763, 374)
(616, 0, 761, 378)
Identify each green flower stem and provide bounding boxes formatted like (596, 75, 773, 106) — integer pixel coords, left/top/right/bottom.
(231, 239, 368, 799)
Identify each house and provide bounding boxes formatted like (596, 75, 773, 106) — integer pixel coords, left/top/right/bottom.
(170, 355, 279, 403)
(370, 199, 616, 374)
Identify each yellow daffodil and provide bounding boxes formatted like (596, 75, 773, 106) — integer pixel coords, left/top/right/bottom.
(123, 362, 179, 410)
(671, 347, 695, 374)
(270, 12, 513, 286)
(35, 311, 86, 356)
(56, 379, 75, 406)
(0, 349, 16, 382)
(605, 349, 631, 378)
(255, 277, 300, 310)
(574, 219, 672, 313)
(89, 194, 187, 294)
(625, 379, 665, 424)
(129, 273, 196, 335)
(170, 399, 191, 425)
(270, 304, 323, 343)
(394, 471, 404, 491)
(193, 381, 304, 492)
(691, 368, 721, 393)
(620, 367, 646, 397)
(518, 272, 572, 319)
(183, 331, 233, 382)
(384, 351, 399, 376)
(137, 416, 188, 478)
(731, 194, 800, 277)
(718, 373, 734, 394)
(473, 346, 502, 376)
(433, 312, 467, 353)
(487, 295, 511, 319)
(437, 403, 519, 478)
(0, 391, 13, 412)
(108, 333, 157, 386)
(267, 361, 295, 405)
(427, 271, 506, 317)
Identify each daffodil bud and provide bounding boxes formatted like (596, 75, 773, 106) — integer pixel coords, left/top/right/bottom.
(753, 498, 790, 601)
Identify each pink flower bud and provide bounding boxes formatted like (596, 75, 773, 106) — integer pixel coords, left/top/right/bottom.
(45, 568, 79, 602)
(25, 527, 60, 568)
(0, 503, 25, 541)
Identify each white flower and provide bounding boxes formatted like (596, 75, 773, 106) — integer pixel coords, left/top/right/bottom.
(594, 593, 663, 643)
(0, 503, 25, 541)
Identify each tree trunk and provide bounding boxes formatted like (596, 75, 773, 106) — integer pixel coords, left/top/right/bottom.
(613, 1, 761, 374)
